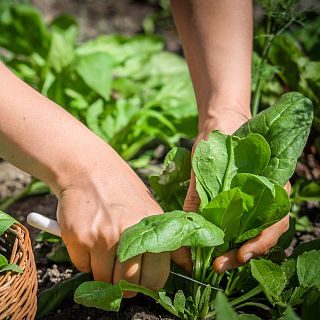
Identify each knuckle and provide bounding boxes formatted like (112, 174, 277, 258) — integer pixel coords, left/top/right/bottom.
(76, 264, 91, 273)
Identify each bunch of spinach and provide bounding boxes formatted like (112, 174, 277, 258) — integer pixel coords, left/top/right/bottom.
(74, 92, 313, 319)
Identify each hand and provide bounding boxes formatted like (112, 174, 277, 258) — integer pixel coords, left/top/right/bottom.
(56, 143, 170, 297)
(184, 107, 290, 273)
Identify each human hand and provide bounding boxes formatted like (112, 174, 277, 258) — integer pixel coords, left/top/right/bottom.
(56, 143, 171, 297)
(184, 107, 290, 273)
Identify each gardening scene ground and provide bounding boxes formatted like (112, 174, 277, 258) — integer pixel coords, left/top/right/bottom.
(0, 0, 320, 319)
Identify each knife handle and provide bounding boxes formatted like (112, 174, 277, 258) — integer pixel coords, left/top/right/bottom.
(27, 212, 61, 237)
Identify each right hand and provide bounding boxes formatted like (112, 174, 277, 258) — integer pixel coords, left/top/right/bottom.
(55, 143, 186, 297)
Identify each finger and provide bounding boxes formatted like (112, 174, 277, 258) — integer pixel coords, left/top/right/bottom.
(213, 249, 242, 273)
(66, 244, 91, 273)
(140, 252, 170, 291)
(285, 182, 291, 195)
(237, 215, 290, 264)
(90, 243, 116, 283)
(113, 255, 142, 298)
(171, 247, 192, 274)
(183, 171, 200, 212)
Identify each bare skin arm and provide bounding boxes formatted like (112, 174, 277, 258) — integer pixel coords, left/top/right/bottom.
(0, 62, 176, 296)
(170, 0, 289, 272)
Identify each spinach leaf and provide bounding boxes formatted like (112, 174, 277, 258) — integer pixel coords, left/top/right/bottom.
(202, 174, 289, 246)
(37, 272, 93, 319)
(202, 188, 244, 243)
(0, 254, 8, 267)
(215, 292, 239, 320)
(0, 263, 22, 274)
(250, 259, 287, 305)
(235, 92, 313, 186)
(74, 280, 178, 316)
(231, 173, 290, 243)
(297, 250, 320, 289)
(0, 210, 16, 236)
(283, 306, 301, 320)
(149, 147, 191, 211)
(76, 52, 113, 101)
(0, 254, 22, 274)
(193, 132, 271, 208)
(117, 210, 224, 262)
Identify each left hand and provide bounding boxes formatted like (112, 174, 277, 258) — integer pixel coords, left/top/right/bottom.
(183, 107, 291, 273)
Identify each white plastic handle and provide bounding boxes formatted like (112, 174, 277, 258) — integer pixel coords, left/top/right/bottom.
(27, 212, 61, 237)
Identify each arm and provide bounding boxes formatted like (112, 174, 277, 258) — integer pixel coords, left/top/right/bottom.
(170, 0, 252, 136)
(0, 62, 172, 294)
(170, 0, 289, 272)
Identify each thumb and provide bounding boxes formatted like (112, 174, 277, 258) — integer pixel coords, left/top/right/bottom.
(183, 171, 200, 212)
(171, 247, 192, 275)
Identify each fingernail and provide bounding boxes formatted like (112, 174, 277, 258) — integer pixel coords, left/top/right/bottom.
(243, 252, 253, 263)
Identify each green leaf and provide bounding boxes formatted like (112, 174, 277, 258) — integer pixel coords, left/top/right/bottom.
(198, 285, 211, 318)
(234, 133, 271, 174)
(250, 259, 287, 305)
(149, 147, 191, 211)
(85, 99, 108, 140)
(215, 291, 239, 320)
(0, 211, 16, 236)
(76, 52, 113, 100)
(0, 4, 50, 56)
(202, 174, 289, 248)
(231, 173, 290, 243)
(302, 288, 320, 320)
(193, 132, 236, 207)
(283, 305, 301, 320)
(0, 254, 8, 267)
(36, 231, 61, 244)
(117, 210, 224, 262)
(288, 285, 311, 306)
(291, 240, 320, 258)
(193, 132, 271, 208)
(38, 272, 93, 319)
(173, 290, 186, 314)
(74, 281, 121, 312)
(297, 250, 320, 289)
(48, 27, 76, 73)
(74, 280, 178, 315)
(0, 263, 22, 273)
(47, 245, 71, 264)
(236, 92, 313, 186)
(239, 315, 261, 320)
(202, 188, 244, 242)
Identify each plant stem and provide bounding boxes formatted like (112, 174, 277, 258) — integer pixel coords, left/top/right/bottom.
(230, 285, 263, 307)
(225, 271, 234, 296)
(201, 247, 214, 282)
(122, 282, 179, 316)
(251, 15, 273, 116)
(234, 301, 270, 311)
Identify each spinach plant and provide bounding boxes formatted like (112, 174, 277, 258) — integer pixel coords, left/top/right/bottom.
(74, 92, 313, 319)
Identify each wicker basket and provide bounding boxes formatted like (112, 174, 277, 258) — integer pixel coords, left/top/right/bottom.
(0, 223, 38, 319)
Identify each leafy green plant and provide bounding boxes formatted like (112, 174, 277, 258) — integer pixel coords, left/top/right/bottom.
(0, 2, 197, 163)
(74, 92, 313, 319)
(0, 211, 23, 274)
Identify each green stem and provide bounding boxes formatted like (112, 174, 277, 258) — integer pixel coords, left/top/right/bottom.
(225, 271, 234, 296)
(234, 301, 270, 311)
(230, 285, 263, 307)
(121, 282, 179, 317)
(201, 247, 214, 282)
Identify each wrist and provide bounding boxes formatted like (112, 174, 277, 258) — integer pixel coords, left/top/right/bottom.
(48, 134, 120, 196)
(197, 100, 251, 138)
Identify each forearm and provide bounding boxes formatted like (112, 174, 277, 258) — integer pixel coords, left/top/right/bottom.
(0, 62, 117, 194)
(170, 0, 253, 134)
